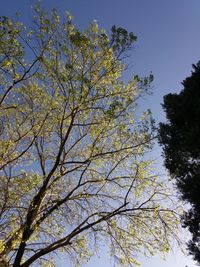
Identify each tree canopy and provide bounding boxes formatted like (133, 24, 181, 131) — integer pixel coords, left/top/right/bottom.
(0, 6, 179, 267)
(159, 62, 200, 263)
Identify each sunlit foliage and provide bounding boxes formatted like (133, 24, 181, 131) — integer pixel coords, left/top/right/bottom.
(0, 6, 179, 267)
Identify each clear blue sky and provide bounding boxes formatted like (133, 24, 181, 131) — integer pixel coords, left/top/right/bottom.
(1, 0, 200, 266)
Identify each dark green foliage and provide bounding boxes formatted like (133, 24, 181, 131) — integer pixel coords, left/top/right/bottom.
(159, 62, 200, 263)
(111, 25, 137, 52)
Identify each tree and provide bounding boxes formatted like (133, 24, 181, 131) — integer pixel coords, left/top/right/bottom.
(0, 6, 179, 267)
(159, 62, 200, 263)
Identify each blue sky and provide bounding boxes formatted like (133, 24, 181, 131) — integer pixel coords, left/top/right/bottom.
(1, 0, 200, 266)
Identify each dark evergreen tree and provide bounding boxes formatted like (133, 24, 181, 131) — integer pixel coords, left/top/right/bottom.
(159, 61, 200, 263)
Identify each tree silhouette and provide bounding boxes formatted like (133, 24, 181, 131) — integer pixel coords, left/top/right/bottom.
(159, 62, 200, 263)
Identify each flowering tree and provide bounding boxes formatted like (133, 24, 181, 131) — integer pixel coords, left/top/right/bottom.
(0, 7, 179, 267)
